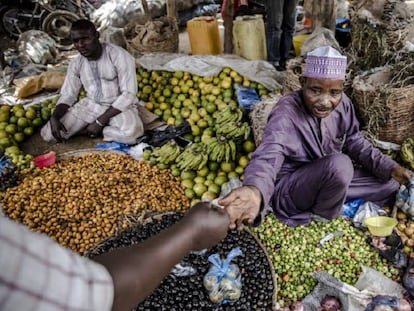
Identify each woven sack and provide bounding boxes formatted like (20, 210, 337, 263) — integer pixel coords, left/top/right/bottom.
(283, 57, 304, 95)
(352, 68, 414, 144)
(249, 93, 282, 146)
(124, 0, 178, 57)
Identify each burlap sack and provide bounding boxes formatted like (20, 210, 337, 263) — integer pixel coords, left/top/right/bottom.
(14, 71, 66, 99)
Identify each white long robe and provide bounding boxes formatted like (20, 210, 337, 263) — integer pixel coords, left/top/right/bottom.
(41, 43, 143, 144)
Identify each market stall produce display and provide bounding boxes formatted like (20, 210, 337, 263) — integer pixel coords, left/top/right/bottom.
(137, 67, 265, 203)
(253, 214, 401, 308)
(88, 212, 276, 310)
(0, 153, 189, 254)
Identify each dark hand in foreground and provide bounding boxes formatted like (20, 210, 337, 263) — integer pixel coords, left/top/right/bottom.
(94, 202, 229, 310)
(391, 165, 413, 185)
(218, 186, 261, 231)
(181, 202, 230, 250)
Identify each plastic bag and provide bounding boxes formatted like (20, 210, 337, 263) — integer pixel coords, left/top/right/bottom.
(342, 198, 365, 219)
(170, 263, 197, 278)
(203, 247, 243, 305)
(137, 121, 191, 147)
(95, 142, 131, 153)
(352, 201, 387, 228)
(128, 142, 151, 160)
(364, 295, 403, 311)
(394, 177, 414, 220)
(235, 84, 261, 111)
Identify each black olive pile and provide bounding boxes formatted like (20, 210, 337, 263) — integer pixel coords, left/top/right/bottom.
(88, 213, 275, 310)
(0, 155, 18, 192)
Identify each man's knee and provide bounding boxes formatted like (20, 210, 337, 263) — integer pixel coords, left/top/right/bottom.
(323, 153, 354, 186)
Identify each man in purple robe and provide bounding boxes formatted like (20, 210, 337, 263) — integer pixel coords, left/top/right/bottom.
(219, 46, 413, 229)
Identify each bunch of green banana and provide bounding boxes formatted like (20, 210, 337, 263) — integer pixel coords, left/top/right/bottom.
(215, 106, 243, 126)
(400, 137, 414, 169)
(176, 143, 208, 171)
(206, 136, 236, 163)
(151, 140, 182, 164)
(216, 121, 251, 140)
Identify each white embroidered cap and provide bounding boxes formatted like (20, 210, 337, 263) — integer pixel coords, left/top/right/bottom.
(303, 46, 347, 80)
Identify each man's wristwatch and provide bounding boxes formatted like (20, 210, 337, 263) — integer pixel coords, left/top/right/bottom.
(95, 119, 104, 127)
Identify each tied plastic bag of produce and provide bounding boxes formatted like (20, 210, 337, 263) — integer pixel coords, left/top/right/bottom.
(203, 247, 243, 305)
(394, 178, 414, 219)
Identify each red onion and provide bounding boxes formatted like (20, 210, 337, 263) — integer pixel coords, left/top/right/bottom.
(319, 295, 342, 311)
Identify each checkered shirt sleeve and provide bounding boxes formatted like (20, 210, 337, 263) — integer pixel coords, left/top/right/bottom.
(0, 215, 114, 311)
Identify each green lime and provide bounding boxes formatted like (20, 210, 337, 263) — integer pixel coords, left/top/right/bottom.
(17, 117, 29, 128)
(8, 116, 17, 124)
(184, 188, 195, 200)
(181, 179, 195, 189)
(13, 132, 25, 143)
(0, 137, 12, 148)
(25, 108, 36, 120)
(14, 109, 25, 118)
(23, 127, 34, 136)
(180, 170, 196, 180)
(32, 117, 43, 127)
(193, 183, 207, 197)
(5, 124, 17, 134)
(0, 111, 9, 122)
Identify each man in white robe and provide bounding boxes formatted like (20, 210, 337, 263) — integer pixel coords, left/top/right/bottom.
(41, 19, 143, 144)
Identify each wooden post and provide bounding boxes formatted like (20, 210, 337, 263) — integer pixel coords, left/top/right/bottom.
(166, 0, 177, 19)
(223, 0, 235, 54)
(304, 0, 337, 31)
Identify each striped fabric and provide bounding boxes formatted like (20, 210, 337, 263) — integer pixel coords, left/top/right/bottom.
(0, 215, 114, 311)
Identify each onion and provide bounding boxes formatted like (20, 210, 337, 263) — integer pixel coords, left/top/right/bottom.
(320, 295, 341, 311)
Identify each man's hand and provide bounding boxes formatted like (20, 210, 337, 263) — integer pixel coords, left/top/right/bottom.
(85, 121, 103, 138)
(181, 202, 229, 250)
(391, 165, 413, 185)
(218, 186, 261, 231)
(50, 115, 66, 142)
(49, 103, 70, 141)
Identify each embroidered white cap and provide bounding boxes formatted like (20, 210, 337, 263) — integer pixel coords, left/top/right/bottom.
(304, 46, 347, 80)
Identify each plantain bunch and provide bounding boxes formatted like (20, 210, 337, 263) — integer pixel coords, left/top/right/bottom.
(215, 106, 243, 126)
(176, 143, 208, 171)
(216, 120, 251, 141)
(206, 136, 236, 163)
(151, 140, 182, 164)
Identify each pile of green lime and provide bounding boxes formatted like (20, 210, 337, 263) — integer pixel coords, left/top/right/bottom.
(0, 97, 57, 169)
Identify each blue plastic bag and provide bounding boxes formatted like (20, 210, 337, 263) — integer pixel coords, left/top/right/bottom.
(342, 198, 365, 218)
(203, 247, 243, 305)
(235, 84, 261, 111)
(95, 142, 131, 154)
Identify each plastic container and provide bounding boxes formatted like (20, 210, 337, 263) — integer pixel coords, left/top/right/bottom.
(293, 34, 309, 56)
(364, 216, 398, 237)
(233, 15, 267, 61)
(33, 151, 56, 169)
(187, 17, 222, 55)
